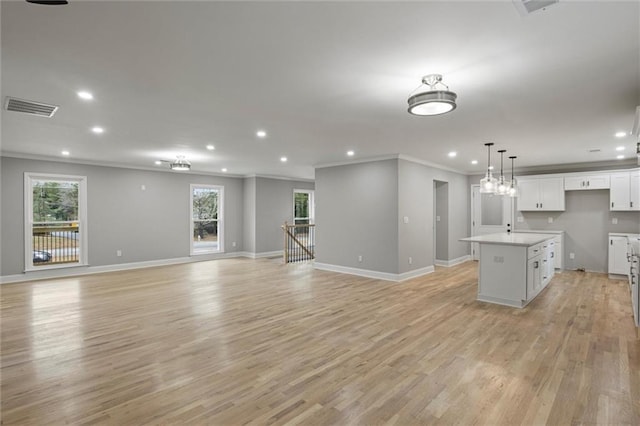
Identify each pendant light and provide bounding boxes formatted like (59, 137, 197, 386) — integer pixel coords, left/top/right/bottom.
(407, 74, 457, 116)
(479, 143, 498, 193)
(496, 149, 509, 195)
(508, 156, 518, 197)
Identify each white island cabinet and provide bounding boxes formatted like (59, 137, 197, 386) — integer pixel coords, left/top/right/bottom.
(460, 233, 556, 308)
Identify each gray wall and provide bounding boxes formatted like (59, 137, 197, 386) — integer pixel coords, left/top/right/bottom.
(516, 190, 639, 272)
(435, 181, 449, 261)
(315, 158, 470, 276)
(243, 177, 256, 253)
(316, 159, 399, 274)
(254, 177, 314, 253)
(397, 159, 470, 274)
(1, 157, 244, 276)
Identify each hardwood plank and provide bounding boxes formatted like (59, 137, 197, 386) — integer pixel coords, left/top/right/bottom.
(1, 259, 639, 425)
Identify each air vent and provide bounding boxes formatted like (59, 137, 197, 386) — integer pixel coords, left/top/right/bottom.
(4, 97, 59, 118)
(513, 0, 559, 16)
(589, 149, 601, 153)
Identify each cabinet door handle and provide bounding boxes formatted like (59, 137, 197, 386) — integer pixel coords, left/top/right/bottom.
(612, 202, 614, 208)
(551, 252, 554, 258)
(587, 180, 590, 187)
(534, 261, 539, 268)
(540, 203, 542, 208)
(631, 202, 634, 208)
(582, 181, 585, 187)
(536, 203, 539, 208)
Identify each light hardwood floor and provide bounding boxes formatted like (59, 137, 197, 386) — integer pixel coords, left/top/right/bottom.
(1, 259, 639, 425)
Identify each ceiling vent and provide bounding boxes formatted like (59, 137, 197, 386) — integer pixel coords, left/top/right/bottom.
(513, 0, 559, 16)
(4, 96, 59, 118)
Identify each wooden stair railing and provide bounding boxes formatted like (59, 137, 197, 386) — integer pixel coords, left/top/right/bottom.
(282, 222, 315, 263)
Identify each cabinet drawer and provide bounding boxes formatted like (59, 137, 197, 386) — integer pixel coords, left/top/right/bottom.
(528, 244, 543, 259)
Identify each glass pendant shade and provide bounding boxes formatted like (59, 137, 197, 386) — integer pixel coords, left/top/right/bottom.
(479, 172, 498, 193)
(479, 142, 497, 193)
(496, 176, 509, 195)
(508, 156, 518, 198)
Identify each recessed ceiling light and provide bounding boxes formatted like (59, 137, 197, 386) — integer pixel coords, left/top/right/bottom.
(617, 155, 625, 159)
(256, 130, 267, 138)
(221, 168, 228, 172)
(206, 144, 215, 150)
(489, 165, 494, 170)
(280, 156, 287, 162)
(91, 126, 104, 134)
(77, 91, 93, 100)
(448, 151, 457, 158)
(154, 160, 162, 165)
(471, 160, 478, 165)
(347, 150, 355, 156)
(61, 150, 70, 156)
(615, 131, 627, 138)
(616, 146, 625, 151)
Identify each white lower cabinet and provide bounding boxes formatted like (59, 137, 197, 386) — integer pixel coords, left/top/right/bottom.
(527, 253, 543, 299)
(609, 234, 631, 275)
(526, 238, 555, 300)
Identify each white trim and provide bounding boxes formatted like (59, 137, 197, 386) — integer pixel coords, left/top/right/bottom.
(314, 154, 401, 170)
(434, 255, 471, 267)
(190, 184, 224, 256)
(398, 154, 467, 174)
(314, 262, 434, 282)
(1, 252, 243, 284)
(244, 174, 315, 183)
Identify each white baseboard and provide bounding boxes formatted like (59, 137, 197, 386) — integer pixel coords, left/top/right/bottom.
(0, 251, 243, 284)
(434, 255, 471, 267)
(314, 263, 434, 282)
(238, 250, 283, 259)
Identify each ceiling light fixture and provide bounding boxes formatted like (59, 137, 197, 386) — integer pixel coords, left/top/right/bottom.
(170, 156, 191, 171)
(471, 160, 478, 165)
(91, 126, 104, 134)
(206, 144, 215, 150)
(407, 74, 457, 116)
(280, 156, 287, 162)
(347, 150, 355, 157)
(448, 151, 457, 158)
(496, 150, 509, 195)
(256, 130, 267, 138)
(479, 143, 498, 193)
(615, 131, 627, 138)
(77, 91, 93, 100)
(154, 160, 162, 165)
(221, 168, 228, 172)
(617, 155, 625, 160)
(508, 156, 518, 198)
(61, 150, 70, 156)
(616, 146, 625, 151)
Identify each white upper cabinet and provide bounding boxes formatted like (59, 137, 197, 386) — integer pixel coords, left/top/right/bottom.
(610, 171, 640, 211)
(564, 174, 610, 190)
(517, 177, 565, 211)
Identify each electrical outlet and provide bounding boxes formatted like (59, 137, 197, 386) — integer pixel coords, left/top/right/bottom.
(517, 216, 524, 223)
(569, 252, 575, 259)
(493, 256, 504, 263)
(408, 256, 412, 265)
(612, 218, 618, 225)
(116, 250, 122, 257)
(436, 216, 441, 222)
(232, 241, 236, 247)
(403, 216, 409, 224)
(548, 217, 553, 223)
(141, 184, 146, 191)
(358, 255, 363, 262)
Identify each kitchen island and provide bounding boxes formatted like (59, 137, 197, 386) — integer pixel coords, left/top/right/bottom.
(460, 233, 557, 308)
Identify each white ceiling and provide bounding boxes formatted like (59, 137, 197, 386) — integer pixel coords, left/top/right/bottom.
(1, 1, 639, 179)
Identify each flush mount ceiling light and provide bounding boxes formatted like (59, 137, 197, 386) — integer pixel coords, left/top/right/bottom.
(170, 156, 191, 171)
(407, 74, 457, 116)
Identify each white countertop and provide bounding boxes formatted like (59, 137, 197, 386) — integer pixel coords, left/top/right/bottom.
(513, 229, 565, 235)
(460, 232, 555, 246)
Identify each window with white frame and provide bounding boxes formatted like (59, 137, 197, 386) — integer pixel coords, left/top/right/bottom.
(293, 189, 314, 225)
(24, 173, 88, 271)
(190, 184, 224, 255)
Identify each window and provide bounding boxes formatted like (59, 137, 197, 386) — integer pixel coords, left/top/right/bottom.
(293, 189, 314, 225)
(24, 173, 88, 271)
(190, 184, 223, 255)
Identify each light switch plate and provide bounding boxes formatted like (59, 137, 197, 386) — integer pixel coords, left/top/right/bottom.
(612, 218, 618, 224)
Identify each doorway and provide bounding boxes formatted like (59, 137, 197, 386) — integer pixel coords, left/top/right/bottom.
(470, 185, 513, 260)
(434, 181, 448, 264)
